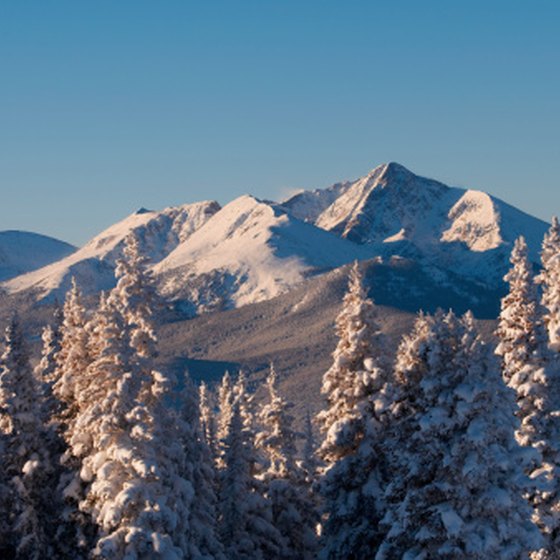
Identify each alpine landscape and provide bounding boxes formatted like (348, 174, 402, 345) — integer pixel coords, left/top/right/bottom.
(1, 2, 559, 559)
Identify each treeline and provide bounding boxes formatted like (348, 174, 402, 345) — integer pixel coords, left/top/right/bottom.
(1, 218, 560, 559)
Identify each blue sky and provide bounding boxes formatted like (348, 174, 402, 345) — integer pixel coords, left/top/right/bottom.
(0, 1, 558, 245)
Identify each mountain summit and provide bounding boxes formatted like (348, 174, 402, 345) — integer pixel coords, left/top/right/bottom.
(284, 162, 548, 282)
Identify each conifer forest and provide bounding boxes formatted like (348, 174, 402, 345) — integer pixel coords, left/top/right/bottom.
(3, 218, 560, 560)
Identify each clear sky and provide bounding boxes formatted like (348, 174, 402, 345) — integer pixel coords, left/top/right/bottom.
(0, 1, 558, 246)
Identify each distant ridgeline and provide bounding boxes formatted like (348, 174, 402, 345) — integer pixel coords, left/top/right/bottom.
(0, 162, 550, 318)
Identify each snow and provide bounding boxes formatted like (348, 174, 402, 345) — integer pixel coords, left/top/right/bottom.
(441, 190, 503, 251)
(281, 180, 353, 223)
(310, 162, 548, 284)
(437, 505, 463, 537)
(155, 195, 370, 309)
(384, 228, 407, 243)
(2, 201, 220, 298)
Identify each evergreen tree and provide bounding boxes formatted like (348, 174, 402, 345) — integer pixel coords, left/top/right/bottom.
(177, 376, 224, 560)
(34, 305, 63, 395)
(108, 232, 160, 412)
(52, 278, 92, 428)
(216, 371, 235, 470)
(44, 282, 96, 558)
(67, 289, 187, 558)
(498, 235, 560, 557)
(0, 316, 54, 559)
(301, 409, 319, 485)
(110, 232, 160, 361)
(218, 396, 281, 560)
(199, 381, 218, 462)
(317, 262, 392, 559)
(66, 236, 223, 559)
(0, 432, 11, 558)
(256, 365, 317, 559)
(378, 311, 541, 559)
(537, 217, 560, 350)
(496, 236, 548, 384)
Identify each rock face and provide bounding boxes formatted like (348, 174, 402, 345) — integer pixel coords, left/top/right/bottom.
(313, 162, 454, 244)
(0, 162, 550, 313)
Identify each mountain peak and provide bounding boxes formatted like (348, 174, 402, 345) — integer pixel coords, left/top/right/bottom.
(380, 161, 413, 177)
(363, 162, 415, 185)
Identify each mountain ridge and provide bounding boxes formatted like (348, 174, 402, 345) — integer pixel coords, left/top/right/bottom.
(0, 162, 551, 315)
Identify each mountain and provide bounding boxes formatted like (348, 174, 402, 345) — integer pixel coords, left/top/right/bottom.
(283, 162, 549, 284)
(2, 201, 220, 300)
(154, 195, 370, 311)
(0, 231, 76, 282)
(0, 162, 550, 315)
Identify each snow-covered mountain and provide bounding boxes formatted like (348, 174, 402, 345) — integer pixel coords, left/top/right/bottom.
(155, 195, 370, 310)
(1, 162, 551, 314)
(283, 162, 549, 283)
(3, 201, 220, 299)
(0, 231, 76, 282)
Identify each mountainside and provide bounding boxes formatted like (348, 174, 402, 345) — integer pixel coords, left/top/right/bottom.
(0, 162, 550, 316)
(280, 180, 353, 223)
(156, 258, 499, 423)
(155, 195, 370, 311)
(3, 201, 220, 299)
(0, 231, 76, 282)
(283, 162, 549, 283)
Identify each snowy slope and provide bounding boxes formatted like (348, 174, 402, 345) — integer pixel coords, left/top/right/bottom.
(0, 231, 76, 282)
(313, 162, 454, 243)
(2, 201, 220, 298)
(280, 181, 353, 223)
(285, 162, 549, 283)
(155, 195, 370, 310)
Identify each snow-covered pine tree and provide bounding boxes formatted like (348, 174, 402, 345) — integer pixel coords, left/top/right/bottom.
(108, 231, 165, 432)
(0, 315, 55, 559)
(218, 394, 282, 560)
(110, 231, 160, 361)
(316, 261, 392, 559)
(0, 435, 11, 558)
(67, 232, 216, 558)
(52, 278, 93, 428)
(69, 290, 188, 559)
(199, 381, 218, 462)
(537, 216, 560, 350)
(176, 375, 224, 560)
(498, 235, 560, 557)
(496, 236, 548, 384)
(32, 302, 86, 559)
(216, 371, 235, 469)
(301, 409, 319, 485)
(256, 364, 317, 559)
(34, 305, 63, 397)
(378, 311, 541, 559)
(232, 371, 253, 428)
